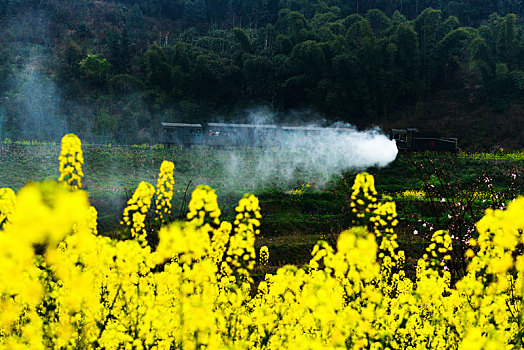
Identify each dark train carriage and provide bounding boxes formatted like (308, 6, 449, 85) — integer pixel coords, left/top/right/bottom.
(159, 121, 367, 149)
(251, 124, 280, 148)
(160, 122, 203, 148)
(281, 126, 351, 148)
(281, 126, 325, 136)
(281, 126, 324, 146)
(205, 123, 280, 148)
(390, 128, 458, 153)
(390, 128, 409, 150)
(205, 123, 251, 148)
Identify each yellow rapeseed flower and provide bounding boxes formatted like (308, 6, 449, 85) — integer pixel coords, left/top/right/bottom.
(58, 134, 84, 190)
(121, 181, 155, 246)
(3, 134, 524, 349)
(0, 187, 16, 228)
(155, 160, 175, 224)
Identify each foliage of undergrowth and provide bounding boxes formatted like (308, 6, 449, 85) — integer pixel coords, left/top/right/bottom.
(1, 134, 524, 348)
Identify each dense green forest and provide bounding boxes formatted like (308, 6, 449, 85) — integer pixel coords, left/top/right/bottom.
(0, 0, 523, 148)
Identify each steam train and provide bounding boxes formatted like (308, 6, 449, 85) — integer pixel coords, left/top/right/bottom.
(159, 122, 458, 153)
(389, 128, 458, 153)
(159, 122, 355, 148)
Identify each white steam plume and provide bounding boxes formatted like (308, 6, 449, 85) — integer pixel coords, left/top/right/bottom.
(220, 110, 398, 190)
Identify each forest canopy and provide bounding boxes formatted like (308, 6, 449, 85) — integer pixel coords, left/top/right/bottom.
(0, 0, 522, 148)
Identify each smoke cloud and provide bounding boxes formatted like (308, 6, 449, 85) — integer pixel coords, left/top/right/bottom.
(0, 10, 69, 141)
(15, 65, 68, 141)
(216, 109, 398, 190)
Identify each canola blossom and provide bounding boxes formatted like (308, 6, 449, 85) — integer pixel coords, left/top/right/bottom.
(259, 245, 269, 268)
(0, 187, 16, 228)
(398, 189, 426, 201)
(155, 160, 175, 224)
(121, 181, 155, 246)
(0, 134, 524, 349)
(58, 134, 84, 190)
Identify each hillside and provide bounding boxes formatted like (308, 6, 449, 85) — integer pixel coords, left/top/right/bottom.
(0, 0, 523, 150)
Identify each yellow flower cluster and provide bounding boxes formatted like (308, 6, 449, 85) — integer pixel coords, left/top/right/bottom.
(187, 185, 221, 226)
(370, 201, 399, 259)
(121, 181, 155, 246)
(291, 183, 311, 196)
(423, 230, 453, 268)
(155, 161, 175, 224)
(459, 150, 524, 161)
(87, 205, 98, 236)
(58, 134, 84, 189)
(399, 189, 426, 200)
(0, 181, 90, 345)
(220, 194, 262, 281)
(349, 172, 378, 219)
(349, 172, 400, 262)
(2, 135, 524, 349)
(259, 245, 269, 268)
(0, 187, 15, 228)
(458, 189, 492, 201)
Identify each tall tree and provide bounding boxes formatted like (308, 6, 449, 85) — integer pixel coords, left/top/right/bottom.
(496, 14, 518, 66)
(143, 45, 172, 92)
(184, 0, 208, 23)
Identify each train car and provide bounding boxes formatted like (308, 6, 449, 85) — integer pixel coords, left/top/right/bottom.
(159, 122, 360, 149)
(251, 124, 281, 148)
(205, 123, 281, 148)
(280, 126, 350, 148)
(159, 122, 203, 148)
(390, 128, 458, 153)
(205, 123, 244, 148)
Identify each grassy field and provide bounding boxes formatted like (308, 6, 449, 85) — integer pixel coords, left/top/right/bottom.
(1, 142, 523, 272)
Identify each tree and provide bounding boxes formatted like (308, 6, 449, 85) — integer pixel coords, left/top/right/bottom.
(390, 10, 407, 27)
(346, 18, 375, 48)
(244, 55, 275, 98)
(289, 40, 326, 77)
(184, 0, 208, 23)
(62, 41, 83, 79)
(277, 10, 311, 44)
(191, 54, 231, 104)
(310, 11, 339, 33)
(80, 54, 111, 88)
(330, 52, 359, 115)
(391, 23, 421, 101)
(432, 27, 477, 88)
(143, 45, 172, 92)
(365, 9, 391, 38)
(171, 42, 196, 71)
(274, 34, 293, 55)
(110, 74, 145, 95)
(496, 14, 518, 66)
(414, 8, 442, 65)
(126, 4, 145, 45)
(141, 0, 161, 16)
(232, 28, 253, 53)
(206, 0, 229, 24)
(108, 29, 131, 74)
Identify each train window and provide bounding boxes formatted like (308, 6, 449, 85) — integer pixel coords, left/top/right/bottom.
(393, 133, 407, 141)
